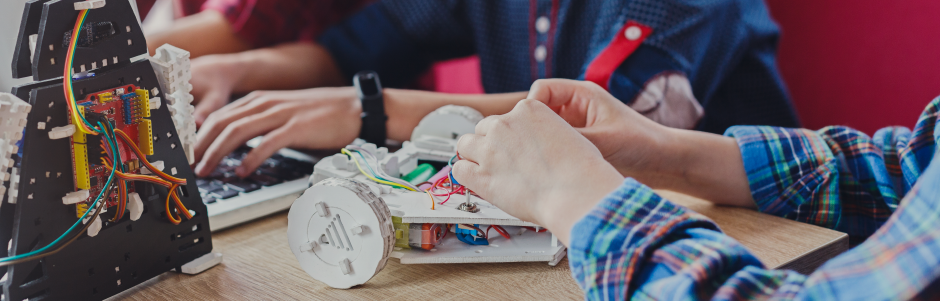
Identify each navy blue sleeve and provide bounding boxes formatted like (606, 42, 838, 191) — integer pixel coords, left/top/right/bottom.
(317, 0, 474, 88)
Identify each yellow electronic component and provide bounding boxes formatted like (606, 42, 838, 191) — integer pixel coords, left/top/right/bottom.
(73, 143, 90, 190)
(392, 216, 410, 249)
(72, 108, 86, 144)
(135, 89, 150, 118)
(138, 119, 153, 155)
(76, 203, 89, 218)
(98, 92, 113, 102)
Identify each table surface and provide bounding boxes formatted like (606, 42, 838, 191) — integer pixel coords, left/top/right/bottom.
(112, 191, 849, 300)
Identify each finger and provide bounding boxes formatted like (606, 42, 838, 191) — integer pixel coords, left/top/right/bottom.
(236, 125, 294, 177)
(451, 160, 486, 195)
(455, 134, 484, 163)
(194, 89, 230, 128)
(194, 96, 281, 162)
(194, 106, 291, 177)
(217, 91, 267, 114)
(474, 115, 502, 135)
(526, 78, 595, 107)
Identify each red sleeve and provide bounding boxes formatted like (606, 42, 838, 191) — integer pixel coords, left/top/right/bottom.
(176, 0, 373, 48)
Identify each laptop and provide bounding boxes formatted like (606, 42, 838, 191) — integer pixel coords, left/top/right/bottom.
(197, 138, 318, 231)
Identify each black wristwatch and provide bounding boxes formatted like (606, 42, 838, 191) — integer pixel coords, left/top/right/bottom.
(354, 71, 387, 147)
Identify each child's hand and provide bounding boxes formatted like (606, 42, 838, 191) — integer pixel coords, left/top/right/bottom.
(453, 99, 623, 246)
(189, 55, 247, 127)
(526, 79, 672, 179)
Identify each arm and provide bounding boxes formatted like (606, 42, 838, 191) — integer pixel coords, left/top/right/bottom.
(526, 79, 937, 238)
(454, 90, 940, 300)
(569, 169, 940, 300)
(146, 10, 251, 58)
(193, 88, 526, 178)
(525, 79, 755, 208)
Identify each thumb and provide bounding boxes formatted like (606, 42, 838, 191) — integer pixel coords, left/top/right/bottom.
(526, 78, 591, 108)
(451, 160, 487, 196)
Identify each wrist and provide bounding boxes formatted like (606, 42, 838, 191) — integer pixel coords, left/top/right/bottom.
(209, 52, 252, 92)
(536, 158, 624, 244)
(383, 89, 445, 142)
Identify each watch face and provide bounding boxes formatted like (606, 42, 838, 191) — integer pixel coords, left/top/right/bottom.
(355, 71, 382, 98)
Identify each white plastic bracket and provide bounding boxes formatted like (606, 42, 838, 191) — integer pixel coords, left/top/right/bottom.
(128, 192, 144, 221)
(316, 202, 329, 217)
(338, 258, 352, 275)
(87, 215, 102, 237)
(48, 125, 76, 140)
(300, 241, 318, 252)
(74, 0, 106, 10)
(62, 189, 90, 204)
(141, 160, 165, 174)
(350, 225, 365, 235)
(149, 97, 162, 110)
(178, 252, 223, 275)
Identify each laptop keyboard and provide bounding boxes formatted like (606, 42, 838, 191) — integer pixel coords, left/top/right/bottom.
(197, 146, 315, 204)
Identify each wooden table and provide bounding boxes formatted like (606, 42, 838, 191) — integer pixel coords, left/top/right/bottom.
(111, 192, 848, 300)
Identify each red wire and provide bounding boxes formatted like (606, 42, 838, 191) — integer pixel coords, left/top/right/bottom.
(523, 226, 547, 233)
(486, 225, 511, 240)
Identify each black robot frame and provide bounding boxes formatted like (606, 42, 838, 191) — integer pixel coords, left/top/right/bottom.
(3, 1, 212, 300)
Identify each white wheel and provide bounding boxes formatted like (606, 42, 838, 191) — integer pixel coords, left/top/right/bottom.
(410, 105, 483, 141)
(287, 178, 394, 289)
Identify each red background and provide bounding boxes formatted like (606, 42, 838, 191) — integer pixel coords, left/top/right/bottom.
(766, 0, 940, 134)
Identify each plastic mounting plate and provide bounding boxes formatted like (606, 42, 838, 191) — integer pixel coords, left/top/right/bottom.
(3, 60, 211, 301)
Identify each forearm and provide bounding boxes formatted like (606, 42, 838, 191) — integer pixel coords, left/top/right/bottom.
(628, 128, 756, 208)
(146, 10, 250, 58)
(225, 43, 346, 93)
(384, 89, 527, 142)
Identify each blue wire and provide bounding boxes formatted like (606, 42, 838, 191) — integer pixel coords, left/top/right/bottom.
(448, 155, 459, 186)
(352, 150, 390, 182)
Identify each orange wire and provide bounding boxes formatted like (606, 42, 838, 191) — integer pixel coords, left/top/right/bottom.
(165, 185, 181, 224)
(113, 129, 186, 184)
(425, 190, 436, 210)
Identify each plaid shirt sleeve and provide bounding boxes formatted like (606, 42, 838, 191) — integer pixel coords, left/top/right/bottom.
(723, 97, 939, 239)
(570, 158, 940, 300)
(569, 97, 940, 299)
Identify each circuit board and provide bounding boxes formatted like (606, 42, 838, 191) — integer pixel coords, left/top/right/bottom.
(70, 84, 153, 216)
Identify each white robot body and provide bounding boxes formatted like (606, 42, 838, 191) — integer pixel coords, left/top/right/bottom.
(289, 106, 566, 289)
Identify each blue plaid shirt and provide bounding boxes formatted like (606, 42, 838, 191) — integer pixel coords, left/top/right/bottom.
(318, 0, 800, 134)
(570, 97, 940, 299)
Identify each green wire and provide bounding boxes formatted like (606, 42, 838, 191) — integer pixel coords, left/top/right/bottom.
(0, 122, 118, 262)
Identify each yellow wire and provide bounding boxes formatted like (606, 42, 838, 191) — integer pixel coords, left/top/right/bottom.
(341, 149, 416, 191)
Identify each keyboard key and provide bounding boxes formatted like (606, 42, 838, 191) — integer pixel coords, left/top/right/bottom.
(196, 178, 209, 186)
(211, 189, 239, 199)
(199, 180, 224, 193)
(226, 181, 260, 193)
(203, 196, 217, 204)
(249, 174, 281, 186)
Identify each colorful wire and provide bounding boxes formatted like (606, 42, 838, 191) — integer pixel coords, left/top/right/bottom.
(341, 148, 417, 191)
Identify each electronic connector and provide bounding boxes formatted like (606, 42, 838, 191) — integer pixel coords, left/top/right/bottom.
(138, 119, 153, 155)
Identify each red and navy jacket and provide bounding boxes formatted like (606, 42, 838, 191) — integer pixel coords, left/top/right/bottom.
(318, 0, 800, 133)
